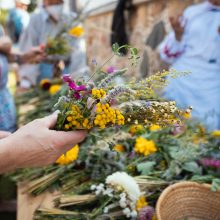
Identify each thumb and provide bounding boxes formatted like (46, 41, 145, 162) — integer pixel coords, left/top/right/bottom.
(0, 131, 11, 139)
(42, 111, 59, 129)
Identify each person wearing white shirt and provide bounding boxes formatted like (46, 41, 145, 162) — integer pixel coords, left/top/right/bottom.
(159, 0, 220, 130)
(18, 0, 88, 88)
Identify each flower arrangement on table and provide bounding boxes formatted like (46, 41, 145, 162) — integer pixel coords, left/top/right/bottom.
(27, 123, 220, 220)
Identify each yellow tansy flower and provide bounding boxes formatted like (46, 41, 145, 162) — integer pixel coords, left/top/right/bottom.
(135, 137, 157, 156)
(49, 84, 61, 95)
(150, 124, 161, 132)
(136, 196, 148, 210)
(68, 26, 84, 37)
(56, 145, 79, 165)
(130, 125, 144, 134)
(183, 112, 191, 119)
(113, 144, 125, 152)
(211, 130, 220, 138)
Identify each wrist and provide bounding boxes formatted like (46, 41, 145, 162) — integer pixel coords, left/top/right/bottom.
(0, 137, 18, 173)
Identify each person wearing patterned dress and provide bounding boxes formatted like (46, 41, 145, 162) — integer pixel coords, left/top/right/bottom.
(0, 28, 44, 132)
(159, 0, 220, 130)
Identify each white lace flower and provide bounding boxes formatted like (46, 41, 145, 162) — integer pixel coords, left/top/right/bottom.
(106, 172, 141, 202)
(123, 208, 131, 218)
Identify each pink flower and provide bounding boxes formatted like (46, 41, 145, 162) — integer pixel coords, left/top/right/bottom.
(201, 158, 220, 168)
(63, 74, 87, 99)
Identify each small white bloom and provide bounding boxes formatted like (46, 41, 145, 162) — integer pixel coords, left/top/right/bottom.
(103, 207, 109, 214)
(130, 210, 137, 218)
(120, 192, 126, 198)
(106, 172, 141, 202)
(103, 188, 114, 197)
(123, 208, 131, 217)
(95, 189, 103, 195)
(119, 200, 127, 208)
(90, 185, 97, 191)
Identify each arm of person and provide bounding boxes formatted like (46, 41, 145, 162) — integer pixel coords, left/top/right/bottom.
(0, 113, 87, 174)
(158, 11, 187, 64)
(159, 31, 186, 64)
(8, 47, 45, 64)
(0, 36, 12, 55)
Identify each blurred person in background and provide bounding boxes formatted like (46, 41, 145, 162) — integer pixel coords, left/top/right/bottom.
(18, 0, 88, 89)
(0, 27, 44, 132)
(6, 0, 30, 44)
(159, 0, 220, 130)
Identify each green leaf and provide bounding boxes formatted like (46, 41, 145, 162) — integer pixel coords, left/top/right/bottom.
(211, 178, 220, 192)
(182, 162, 202, 175)
(130, 47, 138, 56)
(112, 43, 120, 53)
(137, 161, 156, 175)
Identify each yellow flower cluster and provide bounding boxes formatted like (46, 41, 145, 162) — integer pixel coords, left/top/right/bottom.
(92, 89, 106, 99)
(150, 124, 161, 132)
(68, 26, 84, 37)
(49, 84, 61, 95)
(94, 103, 125, 129)
(183, 112, 191, 119)
(136, 196, 148, 210)
(211, 130, 220, 138)
(129, 125, 144, 134)
(56, 145, 79, 165)
(113, 144, 125, 152)
(135, 137, 157, 156)
(64, 105, 91, 130)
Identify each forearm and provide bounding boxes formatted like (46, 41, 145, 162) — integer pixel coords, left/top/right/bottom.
(0, 137, 17, 173)
(7, 53, 28, 64)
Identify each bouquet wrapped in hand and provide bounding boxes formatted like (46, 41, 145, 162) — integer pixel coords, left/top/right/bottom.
(54, 44, 190, 131)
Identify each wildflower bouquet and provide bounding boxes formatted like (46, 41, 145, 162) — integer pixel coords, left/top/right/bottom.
(54, 44, 190, 131)
(42, 12, 85, 58)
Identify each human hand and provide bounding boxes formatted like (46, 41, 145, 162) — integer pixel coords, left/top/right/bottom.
(0, 36, 12, 55)
(0, 131, 11, 139)
(169, 15, 184, 41)
(4, 113, 87, 169)
(21, 46, 46, 64)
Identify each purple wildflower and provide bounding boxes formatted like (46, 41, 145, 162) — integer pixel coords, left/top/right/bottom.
(62, 74, 87, 100)
(201, 158, 220, 168)
(92, 58, 97, 66)
(106, 66, 116, 74)
(138, 206, 155, 220)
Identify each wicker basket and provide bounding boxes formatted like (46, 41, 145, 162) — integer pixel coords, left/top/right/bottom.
(156, 182, 220, 220)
